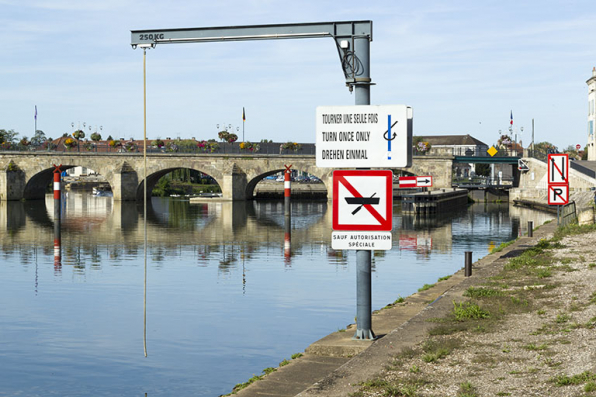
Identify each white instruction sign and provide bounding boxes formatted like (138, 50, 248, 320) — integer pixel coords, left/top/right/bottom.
(316, 105, 413, 168)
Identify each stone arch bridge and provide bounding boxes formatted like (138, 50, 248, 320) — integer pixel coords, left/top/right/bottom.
(0, 152, 454, 201)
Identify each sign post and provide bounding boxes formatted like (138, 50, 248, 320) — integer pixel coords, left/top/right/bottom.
(547, 154, 569, 225)
(330, 168, 396, 340)
(314, 65, 412, 338)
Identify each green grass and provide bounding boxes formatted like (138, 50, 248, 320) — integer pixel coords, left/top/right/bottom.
(458, 381, 478, 397)
(452, 301, 490, 321)
(394, 296, 406, 304)
(355, 377, 425, 397)
(279, 359, 291, 367)
(552, 371, 596, 386)
(422, 347, 451, 363)
(553, 223, 596, 242)
(421, 338, 458, 363)
(585, 381, 596, 392)
(464, 287, 503, 298)
(491, 239, 517, 253)
(418, 283, 435, 292)
(232, 374, 265, 393)
(524, 343, 549, 351)
(438, 275, 452, 282)
(291, 353, 303, 360)
(556, 314, 571, 323)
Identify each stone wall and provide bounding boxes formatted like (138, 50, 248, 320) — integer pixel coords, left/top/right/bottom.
(510, 157, 596, 202)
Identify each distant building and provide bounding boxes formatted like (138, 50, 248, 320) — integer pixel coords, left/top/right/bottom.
(587, 67, 596, 160)
(418, 134, 489, 155)
(416, 134, 489, 177)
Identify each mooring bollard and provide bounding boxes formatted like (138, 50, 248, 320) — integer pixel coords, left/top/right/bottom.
(465, 251, 472, 277)
(528, 221, 534, 238)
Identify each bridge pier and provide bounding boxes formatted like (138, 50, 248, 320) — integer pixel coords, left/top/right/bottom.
(0, 164, 26, 201)
(222, 169, 248, 201)
(111, 165, 139, 201)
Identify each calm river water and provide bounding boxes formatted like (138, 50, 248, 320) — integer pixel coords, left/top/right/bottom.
(0, 194, 554, 396)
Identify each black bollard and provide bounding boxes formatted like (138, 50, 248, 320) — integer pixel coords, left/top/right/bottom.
(528, 221, 534, 238)
(465, 251, 472, 277)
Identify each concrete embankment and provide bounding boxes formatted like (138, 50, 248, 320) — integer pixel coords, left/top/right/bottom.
(228, 218, 568, 397)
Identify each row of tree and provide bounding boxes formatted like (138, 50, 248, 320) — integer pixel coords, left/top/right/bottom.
(0, 128, 589, 160)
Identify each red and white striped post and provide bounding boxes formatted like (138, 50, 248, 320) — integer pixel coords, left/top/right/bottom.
(53, 164, 62, 272)
(284, 164, 292, 260)
(54, 225, 62, 272)
(53, 170, 61, 198)
(284, 164, 292, 204)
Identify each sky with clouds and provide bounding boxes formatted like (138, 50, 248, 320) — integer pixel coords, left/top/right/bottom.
(1, 0, 595, 150)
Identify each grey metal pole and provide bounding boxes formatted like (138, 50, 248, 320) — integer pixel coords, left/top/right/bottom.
(465, 251, 472, 277)
(354, 249, 374, 339)
(557, 206, 560, 226)
(353, 35, 375, 340)
(353, 36, 371, 106)
(528, 221, 534, 237)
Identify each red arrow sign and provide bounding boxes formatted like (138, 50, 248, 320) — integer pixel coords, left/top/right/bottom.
(398, 176, 433, 188)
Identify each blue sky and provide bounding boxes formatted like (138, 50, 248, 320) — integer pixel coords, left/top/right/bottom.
(1, 0, 595, 150)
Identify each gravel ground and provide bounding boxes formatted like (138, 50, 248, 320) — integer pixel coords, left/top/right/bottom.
(354, 227, 596, 397)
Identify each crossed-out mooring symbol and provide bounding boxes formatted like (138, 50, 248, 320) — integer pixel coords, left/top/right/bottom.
(383, 115, 398, 160)
(345, 192, 379, 215)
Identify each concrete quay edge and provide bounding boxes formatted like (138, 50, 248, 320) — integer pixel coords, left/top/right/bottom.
(229, 220, 557, 397)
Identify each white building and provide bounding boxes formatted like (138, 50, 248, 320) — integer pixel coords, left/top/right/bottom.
(587, 67, 596, 160)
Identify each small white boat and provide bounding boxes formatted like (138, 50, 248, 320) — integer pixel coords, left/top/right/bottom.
(93, 186, 113, 197)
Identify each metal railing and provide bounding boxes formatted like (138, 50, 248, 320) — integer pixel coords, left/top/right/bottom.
(560, 201, 577, 227)
(450, 147, 522, 157)
(0, 141, 317, 156)
(452, 175, 515, 187)
(570, 161, 596, 179)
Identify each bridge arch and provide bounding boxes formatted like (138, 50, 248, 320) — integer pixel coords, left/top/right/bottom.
(136, 166, 222, 200)
(246, 166, 329, 200)
(20, 161, 115, 200)
(244, 161, 331, 200)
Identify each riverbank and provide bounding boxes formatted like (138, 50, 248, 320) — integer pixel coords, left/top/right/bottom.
(228, 219, 596, 397)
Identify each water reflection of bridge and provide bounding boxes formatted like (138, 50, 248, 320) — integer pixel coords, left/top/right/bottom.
(0, 196, 551, 269)
(0, 195, 332, 248)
